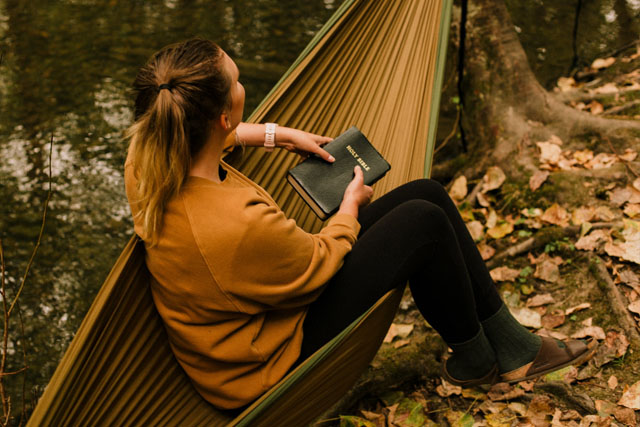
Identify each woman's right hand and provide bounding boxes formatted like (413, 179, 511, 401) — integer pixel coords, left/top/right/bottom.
(338, 166, 373, 219)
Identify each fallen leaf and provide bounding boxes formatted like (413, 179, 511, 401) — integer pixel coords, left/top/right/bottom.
(483, 413, 512, 427)
(560, 409, 582, 421)
(571, 206, 596, 225)
(510, 306, 542, 328)
(466, 220, 484, 242)
(613, 406, 637, 426)
(477, 242, 496, 260)
(557, 77, 576, 91)
(537, 141, 563, 165)
(529, 170, 550, 191)
(633, 177, 640, 192)
(586, 100, 604, 115)
(534, 260, 560, 283)
(575, 229, 610, 251)
(487, 383, 525, 401)
(605, 222, 640, 265)
(538, 328, 569, 340)
(571, 325, 606, 340)
(582, 317, 593, 327)
(486, 209, 499, 228)
(477, 400, 507, 415)
(624, 203, 640, 218)
(618, 380, 640, 410)
(617, 269, 640, 293)
(609, 186, 635, 207)
(393, 339, 411, 349)
(629, 300, 640, 315)
(573, 149, 594, 165)
(593, 205, 618, 221)
(619, 148, 638, 162)
(444, 410, 473, 427)
(384, 323, 414, 343)
(605, 331, 629, 358)
(608, 375, 618, 390)
(450, 175, 468, 201)
(487, 222, 514, 239)
(477, 192, 491, 207)
(593, 82, 619, 94)
(392, 398, 427, 427)
(591, 57, 616, 69)
(339, 415, 376, 427)
(481, 166, 507, 193)
(360, 411, 385, 427)
(543, 365, 577, 384)
(542, 310, 566, 329)
(490, 266, 521, 282)
(541, 204, 570, 227)
(586, 152, 617, 169)
(565, 302, 591, 315)
(436, 379, 462, 397)
(527, 293, 555, 307)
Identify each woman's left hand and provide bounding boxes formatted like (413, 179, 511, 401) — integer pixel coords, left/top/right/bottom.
(277, 128, 334, 163)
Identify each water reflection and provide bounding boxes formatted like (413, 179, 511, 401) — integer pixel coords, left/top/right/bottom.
(0, 0, 636, 420)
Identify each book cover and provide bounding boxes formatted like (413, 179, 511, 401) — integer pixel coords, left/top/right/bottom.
(287, 126, 391, 220)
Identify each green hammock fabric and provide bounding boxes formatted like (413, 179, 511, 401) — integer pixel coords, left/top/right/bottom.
(27, 0, 452, 425)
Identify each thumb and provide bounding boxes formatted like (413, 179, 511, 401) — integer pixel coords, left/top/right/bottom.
(353, 165, 364, 182)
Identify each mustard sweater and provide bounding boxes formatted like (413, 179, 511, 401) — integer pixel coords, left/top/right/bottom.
(124, 144, 360, 409)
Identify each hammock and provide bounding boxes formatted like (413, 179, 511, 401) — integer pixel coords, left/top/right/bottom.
(27, 0, 452, 425)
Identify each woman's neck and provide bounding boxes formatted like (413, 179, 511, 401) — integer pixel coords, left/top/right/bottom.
(190, 130, 228, 183)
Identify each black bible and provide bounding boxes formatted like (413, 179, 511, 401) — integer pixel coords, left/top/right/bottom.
(287, 126, 391, 220)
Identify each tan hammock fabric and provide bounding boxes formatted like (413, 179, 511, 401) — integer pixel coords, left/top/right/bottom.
(27, 0, 452, 425)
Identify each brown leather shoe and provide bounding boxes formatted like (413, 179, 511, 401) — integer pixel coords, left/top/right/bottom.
(441, 362, 500, 387)
(500, 337, 596, 383)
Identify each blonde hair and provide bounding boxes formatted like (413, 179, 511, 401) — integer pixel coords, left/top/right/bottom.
(126, 38, 231, 245)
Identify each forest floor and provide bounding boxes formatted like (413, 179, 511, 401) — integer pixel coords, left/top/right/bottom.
(323, 46, 640, 426)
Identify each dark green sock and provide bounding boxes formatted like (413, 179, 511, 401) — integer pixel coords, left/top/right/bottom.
(446, 326, 496, 380)
(481, 303, 542, 373)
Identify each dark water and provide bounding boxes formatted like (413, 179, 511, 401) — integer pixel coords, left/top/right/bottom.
(0, 0, 636, 420)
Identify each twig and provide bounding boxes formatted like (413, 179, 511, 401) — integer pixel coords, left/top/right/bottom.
(589, 255, 640, 350)
(463, 180, 482, 206)
(0, 368, 27, 378)
(486, 222, 620, 269)
(7, 136, 53, 318)
(605, 136, 639, 178)
(603, 99, 640, 116)
(434, 107, 461, 156)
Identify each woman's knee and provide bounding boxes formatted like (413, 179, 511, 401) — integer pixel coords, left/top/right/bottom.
(393, 199, 451, 233)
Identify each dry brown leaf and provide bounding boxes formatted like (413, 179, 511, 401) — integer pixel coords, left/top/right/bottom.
(617, 269, 640, 293)
(604, 223, 640, 265)
(436, 378, 462, 397)
(565, 302, 591, 315)
(529, 170, 550, 191)
(541, 203, 570, 227)
(586, 100, 604, 115)
(623, 203, 640, 218)
(557, 76, 576, 91)
(629, 300, 640, 315)
(490, 266, 521, 282)
(619, 148, 638, 162)
(527, 293, 555, 307)
(608, 375, 618, 390)
(633, 177, 640, 192)
(393, 338, 411, 349)
(537, 141, 563, 165)
(486, 210, 499, 229)
(573, 149, 594, 164)
(477, 191, 490, 207)
(481, 166, 507, 193)
(618, 380, 640, 410)
(466, 220, 484, 242)
(594, 205, 618, 221)
(613, 406, 637, 426)
(449, 175, 468, 201)
(383, 323, 414, 343)
(591, 57, 616, 69)
(487, 222, 514, 239)
(586, 152, 617, 169)
(534, 259, 560, 283)
(542, 310, 566, 329)
(605, 331, 629, 358)
(511, 306, 542, 328)
(571, 325, 606, 340)
(477, 242, 496, 260)
(575, 229, 610, 251)
(571, 206, 596, 225)
(609, 186, 634, 207)
(593, 82, 619, 95)
(487, 383, 525, 401)
(360, 410, 385, 427)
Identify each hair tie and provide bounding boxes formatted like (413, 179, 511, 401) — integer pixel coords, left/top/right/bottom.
(158, 83, 172, 92)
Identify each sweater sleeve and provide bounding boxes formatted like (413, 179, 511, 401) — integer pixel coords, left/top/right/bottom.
(189, 189, 360, 312)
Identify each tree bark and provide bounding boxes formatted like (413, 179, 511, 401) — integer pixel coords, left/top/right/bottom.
(454, 0, 640, 179)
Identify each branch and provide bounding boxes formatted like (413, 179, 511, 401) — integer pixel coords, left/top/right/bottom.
(589, 255, 640, 350)
(7, 136, 54, 318)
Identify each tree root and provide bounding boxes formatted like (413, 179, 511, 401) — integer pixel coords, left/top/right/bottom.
(555, 87, 640, 104)
(589, 255, 640, 350)
(535, 382, 597, 415)
(486, 222, 620, 269)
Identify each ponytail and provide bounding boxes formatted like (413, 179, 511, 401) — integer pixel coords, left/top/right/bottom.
(126, 39, 231, 244)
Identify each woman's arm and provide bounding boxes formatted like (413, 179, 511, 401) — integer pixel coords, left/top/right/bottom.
(235, 122, 335, 163)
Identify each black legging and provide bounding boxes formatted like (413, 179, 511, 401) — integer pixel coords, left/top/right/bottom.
(299, 179, 504, 360)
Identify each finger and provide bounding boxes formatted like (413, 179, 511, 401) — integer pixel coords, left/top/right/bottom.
(353, 165, 364, 183)
(311, 144, 335, 163)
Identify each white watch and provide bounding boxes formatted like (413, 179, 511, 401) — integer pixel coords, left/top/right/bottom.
(264, 123, 277, 152)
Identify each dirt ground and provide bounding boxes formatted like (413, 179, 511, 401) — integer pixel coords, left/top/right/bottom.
(324, 46, 640, 427)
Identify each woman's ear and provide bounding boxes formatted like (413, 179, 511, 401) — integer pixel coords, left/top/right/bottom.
(219, 113, 231, 131)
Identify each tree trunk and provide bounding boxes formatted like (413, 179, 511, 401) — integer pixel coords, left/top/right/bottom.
(444, 0, 640, 180)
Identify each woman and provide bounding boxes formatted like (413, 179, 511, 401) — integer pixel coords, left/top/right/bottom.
(125, 38, 593, 410)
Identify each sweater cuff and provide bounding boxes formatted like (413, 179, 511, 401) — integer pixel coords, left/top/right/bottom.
(327, 212, 361, 236)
